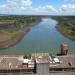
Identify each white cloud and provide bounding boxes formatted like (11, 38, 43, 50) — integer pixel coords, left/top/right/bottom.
(7, 0, 32, 8)
(64, 0, 75, 2)
(0, 0, 75, 15)
(21, 0, 32, 7)
(32, 5, 57, 13)
(0, 0, 57, 15)
(0, 0, 33, 14)
(60, 4, 75, 12)
(46, 5, 57, 12)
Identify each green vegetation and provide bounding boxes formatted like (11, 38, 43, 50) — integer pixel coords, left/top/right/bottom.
(0, 16, 41, 24)
(61, 22, 75, 36)
(0, 15, 41, 31)
(0, 15, 41, 42)
(57, 17, 75, 37)
(23, 54, 31, 59)
(70, 31, 75, 35)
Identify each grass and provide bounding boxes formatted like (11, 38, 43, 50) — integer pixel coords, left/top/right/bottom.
(0, 28, 25, 42)
(69, 31, 75, 36)
(61, 22, 75, 36)
(0, 16, 41, 42)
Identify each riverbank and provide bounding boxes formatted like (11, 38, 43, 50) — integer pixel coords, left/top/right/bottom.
(0, 28, 30, 48)
(0, 16, 42, 49)
(56, 24, 75, 41)
(0, 18, 41, 48)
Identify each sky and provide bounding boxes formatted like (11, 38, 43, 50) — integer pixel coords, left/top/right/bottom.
(0, 0, 75, 15)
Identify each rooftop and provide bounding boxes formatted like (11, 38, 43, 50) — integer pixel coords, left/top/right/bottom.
(50, 54, 75, 68)
(31, 53, 51, 63)
(0, 55, 34, 70)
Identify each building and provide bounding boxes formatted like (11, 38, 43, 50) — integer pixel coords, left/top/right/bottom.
(60, 44, 69, 55)
(31, 53, 50, 74)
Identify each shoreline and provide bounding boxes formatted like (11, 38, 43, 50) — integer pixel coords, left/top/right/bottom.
(56, 24, 75, 41)
(0, 20, 41, 49)
(0, 28, 30, 48)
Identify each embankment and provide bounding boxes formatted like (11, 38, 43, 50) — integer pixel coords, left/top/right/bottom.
(0, 19, 41, 48)
(0, 28, 29, 48)
(56, 24, 75, 41)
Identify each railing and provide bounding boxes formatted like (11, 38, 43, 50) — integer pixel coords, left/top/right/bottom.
(49, 67, 75, 72)
(0, 69, 34, 74)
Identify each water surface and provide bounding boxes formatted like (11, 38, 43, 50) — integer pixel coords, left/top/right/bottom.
(0, 18, 75, 54)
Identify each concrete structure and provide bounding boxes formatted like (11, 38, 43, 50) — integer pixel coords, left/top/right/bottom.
(0, 53, 75, 74)
(31, 53, 50, 74)
(23, 59, 35, 68)
(60, 44, 69, 55)
(49, 54, 75, 71)
(0, 55, 35, 73)
(37, 63, 49, 74)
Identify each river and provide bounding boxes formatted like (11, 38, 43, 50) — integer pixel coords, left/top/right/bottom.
(0, 18, 75, 55)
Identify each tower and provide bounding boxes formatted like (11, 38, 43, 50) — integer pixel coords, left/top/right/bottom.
(60, 44, 69, 55)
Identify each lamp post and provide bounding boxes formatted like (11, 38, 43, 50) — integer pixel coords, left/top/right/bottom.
(20, 67, 22, 75)
(9, 62, 12, 75)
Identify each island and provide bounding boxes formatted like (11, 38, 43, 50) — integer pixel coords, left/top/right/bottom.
(0, 16, 41, 48)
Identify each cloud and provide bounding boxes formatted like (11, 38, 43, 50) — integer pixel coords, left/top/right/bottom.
(0, 0, 57, 15)
(21, 0, 32, 7)
(63, 0, 75, 4)
(0, 0, 75, 15)
(7, 0, 32, 8)
(0, 0, 33, 14)
(32, 5, 57, 13)
(60, 4, 75, 12)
